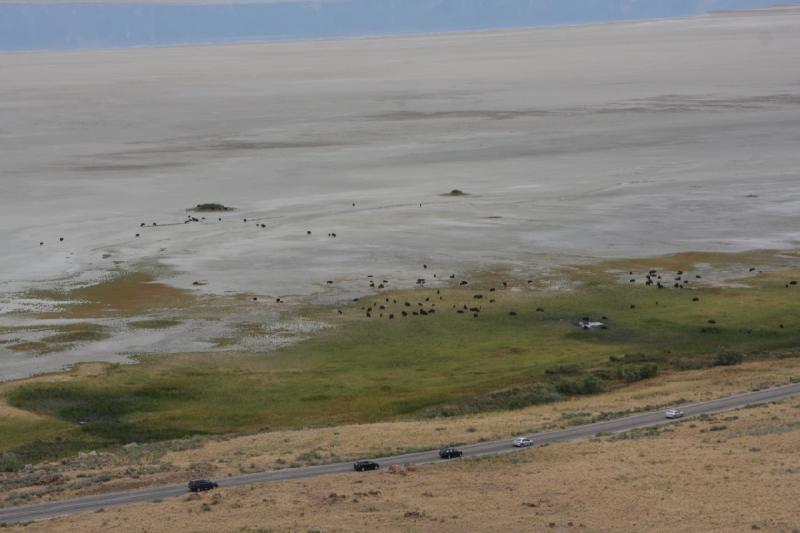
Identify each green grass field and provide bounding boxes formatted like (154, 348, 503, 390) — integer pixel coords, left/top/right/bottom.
(3, 257, 800, 464)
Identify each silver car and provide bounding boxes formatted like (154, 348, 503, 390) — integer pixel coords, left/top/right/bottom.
(512, 437, 533, 447)
(665, 409, 684, 419)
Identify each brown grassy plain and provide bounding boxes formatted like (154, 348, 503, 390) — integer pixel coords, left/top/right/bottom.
(10, 393, 800, 532)
(3, 357, 800, 515)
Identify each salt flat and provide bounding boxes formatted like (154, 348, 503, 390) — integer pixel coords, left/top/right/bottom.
(1, 8, 799, 302)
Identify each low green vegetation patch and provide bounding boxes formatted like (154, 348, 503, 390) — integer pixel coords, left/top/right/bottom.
(714, 350, 745, 366)
(0, 415, 75, 463)
(422, 383, 564, 418)
(0, 452, 23, 472)
(128, 319, 182, 330)
(5, 255, 800, 464)
(6, 341, 56, 354)
(42, 330, 109, 344)
(211, 337, 238, 348)
(4, 384, 202, 463)
(606, 425, 674, 441)
(2, 324, 110, 354)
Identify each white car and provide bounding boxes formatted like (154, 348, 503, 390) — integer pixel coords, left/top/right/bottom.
(665, 409, 685, 419)
(512, 437, 533, 447)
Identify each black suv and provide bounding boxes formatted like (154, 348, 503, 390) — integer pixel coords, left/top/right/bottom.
(439, 447, 463, 459)
(188, 479, 218, 492)
(353, 460, 380, 472)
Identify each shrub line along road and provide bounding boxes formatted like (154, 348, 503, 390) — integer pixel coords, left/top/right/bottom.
(3, 381, 800, 525)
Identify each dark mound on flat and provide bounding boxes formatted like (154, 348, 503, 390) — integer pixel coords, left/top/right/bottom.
(189, 203, 234, 212)
(441, 189, 469, 197)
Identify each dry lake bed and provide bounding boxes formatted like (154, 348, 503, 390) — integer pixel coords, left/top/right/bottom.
(1, 6, 800, 378)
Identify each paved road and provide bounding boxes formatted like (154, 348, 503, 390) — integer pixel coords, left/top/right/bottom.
(3, 381, 800, 525)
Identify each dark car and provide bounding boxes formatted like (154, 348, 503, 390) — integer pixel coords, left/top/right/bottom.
(188, 479, 218, 492)
(354, 460, 380, 472)
(439, 447, 463, 460)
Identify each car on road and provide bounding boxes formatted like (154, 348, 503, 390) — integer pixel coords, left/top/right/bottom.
(665, 409, 685, 419)
(353, 460, 380, 471)
(439, 447, 463, 459)
(512, 437, 533, 447)
(188, 479, 218, 492)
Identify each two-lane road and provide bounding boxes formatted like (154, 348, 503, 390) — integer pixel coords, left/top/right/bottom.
(3, 381, 800, 525)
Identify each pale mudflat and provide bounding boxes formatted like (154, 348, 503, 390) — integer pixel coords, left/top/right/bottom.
(1, 8, 800, 376)
(2, 7, 799, 297)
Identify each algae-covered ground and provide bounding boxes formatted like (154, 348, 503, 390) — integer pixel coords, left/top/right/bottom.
(2, 251, 799, 464)
(0, 270, 307, 380)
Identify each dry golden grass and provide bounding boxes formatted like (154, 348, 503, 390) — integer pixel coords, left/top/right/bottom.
(157, 357, 800, 476)
(1, 362, 108, 390)
(0, 402, 46, 420)
(16, 395, 800, 532)
(4, 358, 798, 512)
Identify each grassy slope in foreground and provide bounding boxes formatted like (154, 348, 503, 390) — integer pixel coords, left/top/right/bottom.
(10, 399, 800, 533)
(2, 356, 799, 510)
(3, 252, 800, 464)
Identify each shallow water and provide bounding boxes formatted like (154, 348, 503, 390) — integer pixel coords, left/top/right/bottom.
(0, 0, 783, 52)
